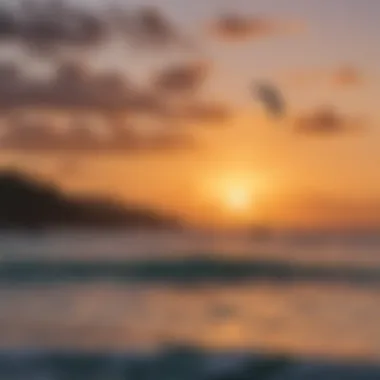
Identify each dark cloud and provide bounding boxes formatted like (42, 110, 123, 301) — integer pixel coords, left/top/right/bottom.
(253, 82, 286, 118)
(0, 113, 195, 154)
(0, 62, 161, 114)
(0, 61, 232, 153)
(0, 62, 232, 122)
(153, 61, 210, 94)
(294, 107, 365, 135)
(0, 1, 105, 52)
(173, 102, 232, 123)
(0, 2, 191, 53)
(209, 14, 302, 42)
(121, 7, 192, 50)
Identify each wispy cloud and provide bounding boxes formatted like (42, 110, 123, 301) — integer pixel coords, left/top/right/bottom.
(0, 2, 193, 53)
(333, 66, 363, 87)
(152, 61, 210, 95)
(0, 1, 105, 52)
(294, 107, 365, 135)
(119, 6, 193, 50)
(0, 61, 161, 113)
(0, 113, 196, 154)
(172, 102, 233, 123)
(0, 61, 232, 118)
(282, 65, 363, 89)
(208, 14, 303, 42)
(0, 60, 231, 153)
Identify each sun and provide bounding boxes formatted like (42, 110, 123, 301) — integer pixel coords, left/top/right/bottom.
(220, 184, 253, 213)
(198, 170, 268, 226)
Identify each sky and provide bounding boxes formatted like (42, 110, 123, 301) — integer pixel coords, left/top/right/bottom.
(0, 0, 379, 228)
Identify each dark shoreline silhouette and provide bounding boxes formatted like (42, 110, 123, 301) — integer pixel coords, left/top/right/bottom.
(0, 170, 181, 230)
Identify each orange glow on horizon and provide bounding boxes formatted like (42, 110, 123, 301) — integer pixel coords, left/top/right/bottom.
(192, 170, 273, 227)
(221, 184, 253, 212)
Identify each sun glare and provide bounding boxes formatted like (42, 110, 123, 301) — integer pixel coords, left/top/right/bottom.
(198, 171, 269, 226)
(222, 185, 252, 212)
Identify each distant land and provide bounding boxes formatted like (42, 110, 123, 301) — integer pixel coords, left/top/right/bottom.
(0, 170, 181, 230)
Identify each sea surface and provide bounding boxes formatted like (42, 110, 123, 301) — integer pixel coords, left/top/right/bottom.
(1, 230, 380, 379)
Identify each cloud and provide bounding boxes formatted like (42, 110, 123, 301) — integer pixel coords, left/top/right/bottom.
(0, 1, 106, 52)
(0, 61, 232, 153)
(208, 14, 302, 42)
(0, 2, 192, 53)
(0, 61, 233, 122)
(282, 65, 363, 88)
(121, 7, 192, 50)
(0, 62, 162, 114)
(0, 113, 195, 154)
(333, 66, 362, 87)
(173, 102, 233, 123)
(152, 61, 210, 94)
(254, 82, 286, 118)
(294, 107, 365, 135)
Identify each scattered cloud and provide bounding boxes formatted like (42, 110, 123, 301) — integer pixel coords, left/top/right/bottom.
(0, 61, 232, 120)
(208, 14, 303, 42)
(294, 107, 365, 135)
(0, 62, 161, 114)
(152, 61, 210, 95)
(254, 82, 286, 118)
(0, 2, 192, 53)
(282, 65, 363, 89)
(333, 66, 363, 87)
(0, 113, 196, 154)
(0, 1, 106, 52)
(173, 102, 233, 123)
(121, 6, 192, 50)
(0, 60, 232, 153)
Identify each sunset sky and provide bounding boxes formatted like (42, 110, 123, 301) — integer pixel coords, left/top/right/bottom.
(0, 0, 380, 228)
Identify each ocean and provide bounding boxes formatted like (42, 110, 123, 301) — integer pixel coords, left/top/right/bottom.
(1, 230, 380, 379)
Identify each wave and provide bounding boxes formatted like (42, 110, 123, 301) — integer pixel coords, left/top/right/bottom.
(1, 257, 380, 286)
(0, 346, 379, 380)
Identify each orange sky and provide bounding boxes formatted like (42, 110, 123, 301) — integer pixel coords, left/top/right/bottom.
(5, 110, 380, 229)
(0, 0, 380, 228)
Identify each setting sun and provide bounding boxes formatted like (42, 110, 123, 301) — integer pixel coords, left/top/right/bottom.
(221, 185, 253, 212)
(196, 169, 270, 226)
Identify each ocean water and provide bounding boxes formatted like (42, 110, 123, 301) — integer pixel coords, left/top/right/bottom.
(1, 231, 380, 379)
